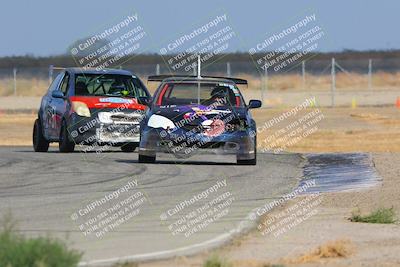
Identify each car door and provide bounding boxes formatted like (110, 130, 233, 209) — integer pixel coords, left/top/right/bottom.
(52, 72, 70, 138)
(42, 73, 63, 140)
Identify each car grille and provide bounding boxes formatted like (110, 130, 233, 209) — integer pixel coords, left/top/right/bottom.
(110, 112, 143, 124)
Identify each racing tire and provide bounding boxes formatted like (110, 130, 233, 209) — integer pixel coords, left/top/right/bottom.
(121, 143, 137, 152)
(59, 121, 75, 153)
(33, 119, 49, 152)
(237, 137, 257, 165)
(237, 156, 256, 165)
(138, 154, 156, 163)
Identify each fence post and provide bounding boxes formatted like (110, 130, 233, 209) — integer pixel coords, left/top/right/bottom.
(193, 63, 197, 75)
(368, 59, 372, 91)
(302, 60, 306, 89)
(13, 68, 17, 96)
(48, 65, 54, 85)
(226, 62, 231, 77)
(156, 63, 160, 75)
(261, 67, 268, 106)
(331, 58, 335, 107)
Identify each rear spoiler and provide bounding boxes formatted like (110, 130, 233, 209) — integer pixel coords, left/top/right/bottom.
(147, 75, 248, 85)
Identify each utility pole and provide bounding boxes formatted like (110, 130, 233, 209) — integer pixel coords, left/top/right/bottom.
(197, 55, 201, 104)
(48, 65, 54, 85)
(368, 59, 372, 91)
(227, 62, 231, 77)
(156, 64, 160, 75)
(197, 55, 201, 78)
(331, 58, 335, 107)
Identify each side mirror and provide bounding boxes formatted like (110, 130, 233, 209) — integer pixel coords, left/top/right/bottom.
(248, 99, 262, 109)
(52, 90, 65, 99)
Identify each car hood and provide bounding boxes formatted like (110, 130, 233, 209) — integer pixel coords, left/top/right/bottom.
(152, 104, 247, 123)
(70, 96, 147, 110)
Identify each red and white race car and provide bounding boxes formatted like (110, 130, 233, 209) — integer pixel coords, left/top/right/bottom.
(33, 68, 151, 153)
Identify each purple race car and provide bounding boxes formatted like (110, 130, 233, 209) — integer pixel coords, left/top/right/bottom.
(138, 75, 262, 164)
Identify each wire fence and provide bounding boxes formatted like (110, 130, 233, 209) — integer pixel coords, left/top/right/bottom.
(0, 58, 399, 107)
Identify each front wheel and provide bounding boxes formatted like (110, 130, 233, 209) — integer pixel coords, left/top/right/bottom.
(59, 122, 75, 153)
(33, 119, 49, 152)
(237, 137, 257, 165)
(237, 157, 256, 165)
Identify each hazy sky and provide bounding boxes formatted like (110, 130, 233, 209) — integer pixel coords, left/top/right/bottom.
(0, 0, 398, 56)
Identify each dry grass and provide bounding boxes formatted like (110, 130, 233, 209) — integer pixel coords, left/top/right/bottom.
(216, 239, 354, 266)
(0, 77, 49, 96)
(0, 114, 36, 146)
(232, 260, 284, 267)
(1, 72, 400, 97)
(285, 239, 354, 264)
(286, 130, 400, 152)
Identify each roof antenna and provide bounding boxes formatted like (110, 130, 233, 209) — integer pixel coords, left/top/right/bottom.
(197, 54, 202, 78)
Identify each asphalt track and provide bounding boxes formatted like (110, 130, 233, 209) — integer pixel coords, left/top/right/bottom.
(0, 146, 304, 266)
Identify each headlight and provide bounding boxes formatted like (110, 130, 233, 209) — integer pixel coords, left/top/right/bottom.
(72, 101, 91, 117)
(147, 114, 175, 130)
(98, 112, 113, 123)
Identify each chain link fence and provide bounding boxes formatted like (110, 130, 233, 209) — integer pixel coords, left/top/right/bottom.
(1, 57, 399, 107)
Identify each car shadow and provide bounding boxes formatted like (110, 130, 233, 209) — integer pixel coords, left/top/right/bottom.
(15, 150, 132, 154)
(115, 159, 237, 166)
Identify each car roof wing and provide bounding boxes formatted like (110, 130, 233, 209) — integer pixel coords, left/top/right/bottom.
(147, 75, 248, 85)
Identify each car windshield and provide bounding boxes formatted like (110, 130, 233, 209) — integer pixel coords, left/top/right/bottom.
(155, 82, 244, 107)
(74, 74, 148, 98)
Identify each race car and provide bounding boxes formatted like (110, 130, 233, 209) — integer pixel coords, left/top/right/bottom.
(138, 75, 262, 164)
(33, 68, 151, 153)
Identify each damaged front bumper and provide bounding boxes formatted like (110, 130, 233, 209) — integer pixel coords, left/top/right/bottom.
(67, 110, 143, 145)
(139, 127, 256, 160)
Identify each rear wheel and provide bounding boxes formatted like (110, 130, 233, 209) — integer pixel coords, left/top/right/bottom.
(138, 154, 156, 163)
(121, 143, 137, 152)
(33, 119, 49, 152)
(59, 121, 75, 153)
